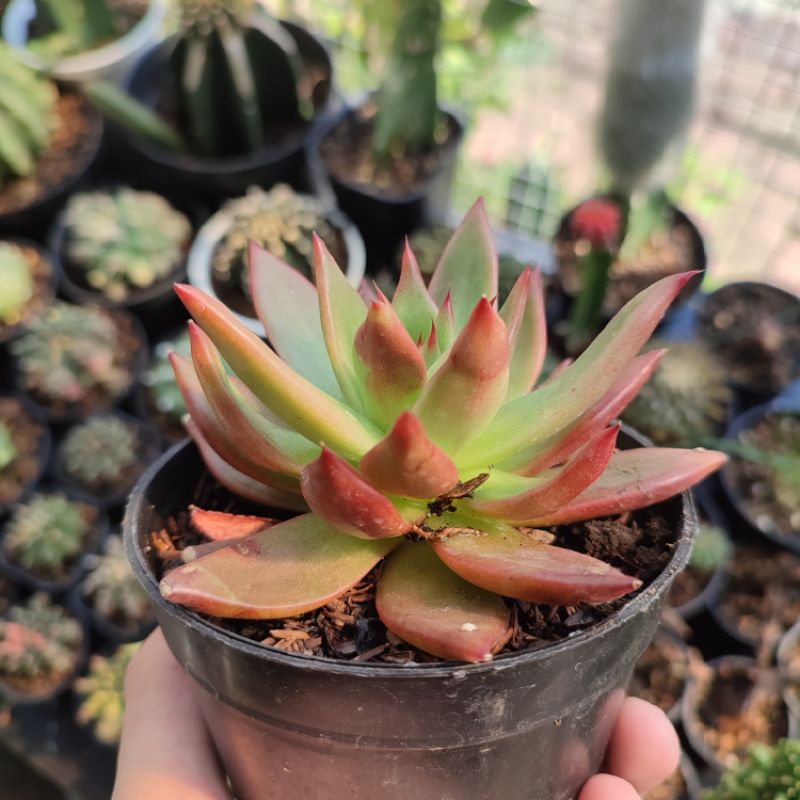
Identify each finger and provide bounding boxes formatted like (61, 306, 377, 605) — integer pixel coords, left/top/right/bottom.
(604, 696, 680, 795)
(579, 774, 641, 800)
(113, 629, 230, 800)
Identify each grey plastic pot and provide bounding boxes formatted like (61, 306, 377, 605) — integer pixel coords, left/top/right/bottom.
(2, 0, 168, 84)
(124, 429, 696, 800)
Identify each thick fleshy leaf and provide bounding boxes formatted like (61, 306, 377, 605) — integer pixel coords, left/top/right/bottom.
(175, 284, 379, 459)
(353, 294, 427, 428)
(188, 324, 310, 479)
(300, 448, 413, 539)
(313, 234, 368, 410)
(413, 298, 510, 454)
(392, 240, 437, 342)
(433, 292, 457, 356)
(189, 506, 275, 541)
(466, 426, 619, 522)
(181, 538, 250, 562)
(360, 412, 459, 499)
(500, 267, 547, 399)
(161, 513, 395, 618)
(459, 272, 698, 469)
(422, 322, 439, 367)
(172, 353, 301, 493)
(522, 448, 728, 527)
(511, 350, 665, 474)
(539, 358, 572, 387)
(247, 241, 341, 398)
(186, 420, 309, 512)
(433, 529, 641, 606)
(428, 199, 498, 330)
(376, 542, 510, 663)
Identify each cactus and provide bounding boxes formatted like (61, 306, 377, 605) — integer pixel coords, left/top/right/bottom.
(10, 301, 132, 409)
(74, 643, 139, 746)
(0, 43, 58, 190)
(622, 340, 731, 447)
(142, 331, 191, 428)
(690, 522, 731, 572)
(0, 423, 16, 471)
(0, 243, 34, 326)
(213, 185, 336, 291)
(27, 0, 120, 59)
(704, 739, 800, 800)
(80, 536, 152, 627)
(0, 594, 82, 688)
(63, 189, 191, 302)
(3, 492, 93, 578)
(60, 416, 141, 491)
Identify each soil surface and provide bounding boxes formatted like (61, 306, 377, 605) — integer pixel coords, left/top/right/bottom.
(716, 546, 800, 648)
(690, 660, 788, 768)
(149, 474, 678, 664)
(320, 102, 460, 196)
(0, 93, 100, 217)
(0, 398, 46, 509)
(644, 768, 688, 800)
(668, 564, 713, 610)
(698, 283, 800, 394)
(630, 630, 690, 715)
(0, 244, 53, 338)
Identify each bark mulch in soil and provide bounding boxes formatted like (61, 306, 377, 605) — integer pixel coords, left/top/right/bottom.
(630, 630, 690, 715)
(0, 397, 46, 508)
(0, 94, 100, 217)
(668, 565, 711, 610)
(148, 474, 677, 664)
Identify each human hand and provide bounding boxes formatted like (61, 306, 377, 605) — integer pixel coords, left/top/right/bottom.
(114, 629, 679, 800)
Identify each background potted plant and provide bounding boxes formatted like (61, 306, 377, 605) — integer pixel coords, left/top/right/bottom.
(0, 239, 56, 344)
(125, 201, 724, 799)
(2, 0, 168, 83)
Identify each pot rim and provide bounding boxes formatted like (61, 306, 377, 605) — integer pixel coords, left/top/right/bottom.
(125, 429, 696, 680)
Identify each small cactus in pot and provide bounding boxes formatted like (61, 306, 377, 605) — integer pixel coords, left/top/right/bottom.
(140, 330, 191, 440)
(0, 243, 34, 327)
(704, 739, 800, 800)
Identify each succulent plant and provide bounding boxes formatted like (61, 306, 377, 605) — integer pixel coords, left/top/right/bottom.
(10, 301, 132, 409)
(64, 189, 191, 301)
(74, 643, 139, 746)
(0, 594, 82, 688)
(704, 739, 800, 800)
(142, 331, 191, 427)
(81, 536, 152, 628)
(622, 340, 731, 447)
(0, 43, 58, 190)
(213, 185, 336, 290)
(3, 493, 92, 577)
(160, 198, 725, 663)
(0, 243, 34, 326)
(60, 415, 141, 491)
(689, 522, 730, 573)
(0, 423, 16, 471)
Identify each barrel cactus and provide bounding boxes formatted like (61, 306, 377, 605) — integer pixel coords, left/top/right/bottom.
(704, 739, 800, 800)
(141, 330, 191, 433)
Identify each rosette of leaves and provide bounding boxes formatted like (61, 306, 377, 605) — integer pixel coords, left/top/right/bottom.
(159, 198, 725, 663)
(63, 188, 191, 301)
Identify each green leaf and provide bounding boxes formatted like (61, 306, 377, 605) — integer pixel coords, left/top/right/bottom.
(392, 240, 437, 343)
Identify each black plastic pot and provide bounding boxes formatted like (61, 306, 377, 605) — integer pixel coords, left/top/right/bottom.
(0, 91, 103, 237)
(776, 619, 800, 725)
(680, 752, 703, 800)
(53, 411, 163, 511)
(115, 22, 335, 203)
(124, 430, 696, 800)
(0, 393, 52, 518)
(49, 187, 204, 337)
(0, 499, 108, 595)
(308, 101, 465, 265)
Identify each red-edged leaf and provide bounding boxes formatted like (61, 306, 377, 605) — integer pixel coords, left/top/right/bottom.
(354, 294, 427, 428)
(181, 538, 250, 561)
(413, 297, 510, 454)
(313, 234, 368, 411)
(500, 267, 547, 399)
(433, 529, 641, 606)
(433, 292, 456, 356)
(360, 412, 459, 499)
(428, 199, 499, 330)
(175, 284, 379, 460)
(247, 241, 341, 398)
(376, 542, 510, 663)
(161, 513, 396, 618)
(300, 448, 413, 539)
(459, 272, 698, 469)
(392, 240, 437, 342)
(511, 350, 665, 474)
(466, 426, 619, 522)
(189, 506, 275, 541)
(186, 419, 309, 512)
(523, 448, 728, 526)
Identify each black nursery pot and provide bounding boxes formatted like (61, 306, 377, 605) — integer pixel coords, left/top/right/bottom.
(117, 23, 334, 202)
(124, 433, 696, 800)
(308, 103, 465, 265)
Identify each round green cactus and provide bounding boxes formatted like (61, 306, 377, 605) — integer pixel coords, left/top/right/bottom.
(704, 739, 800, 800)
(64, 189, 191, 301)
(689, 522, 730, 572)
(0, 243, 34, 326)
(3, 492, 92, 576)
(142, 330, 191, 429)
(0, 422, 16, 471)
(60, 415, 141, 491)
